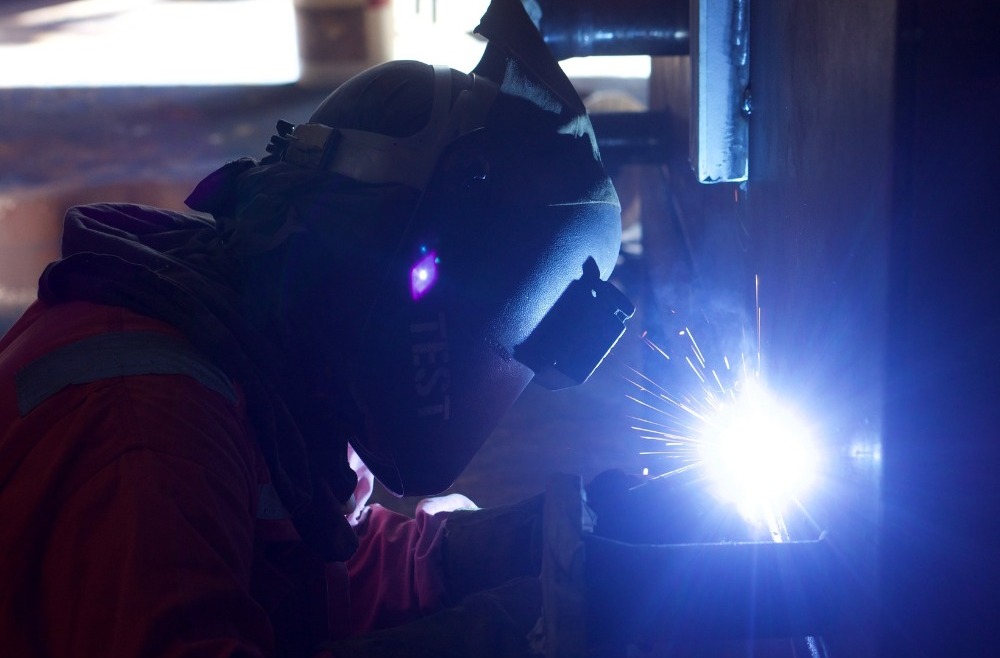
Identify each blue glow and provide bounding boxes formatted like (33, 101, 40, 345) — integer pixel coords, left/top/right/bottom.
(410, 251, 439, 300)
(697, 381, 819, 521)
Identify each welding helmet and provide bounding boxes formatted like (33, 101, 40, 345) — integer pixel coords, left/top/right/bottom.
(276, 0, 633, 496)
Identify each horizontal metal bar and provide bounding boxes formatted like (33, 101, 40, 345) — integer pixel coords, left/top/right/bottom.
(527, 0, 690, 60)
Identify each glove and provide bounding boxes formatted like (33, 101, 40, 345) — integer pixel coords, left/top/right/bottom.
(440, 493, 545, 603)
(321, 577, 542, 658)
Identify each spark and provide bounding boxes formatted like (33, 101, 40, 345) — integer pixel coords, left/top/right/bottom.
(755, 273, 762, 375)
(711, 369, 725, 394)
(685, 356, 706, 383)
(641, 330, 671, 361)
(627, 281, 820, 528)
(684, 327, 707, 369)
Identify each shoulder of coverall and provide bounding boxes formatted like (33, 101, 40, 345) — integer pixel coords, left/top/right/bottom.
(0, 299, 295, 528)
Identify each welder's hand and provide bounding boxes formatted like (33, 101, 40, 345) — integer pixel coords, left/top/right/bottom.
(585, 468, 750, 545)
(321, 577, 542, 658)
(440, 493, 544, 603)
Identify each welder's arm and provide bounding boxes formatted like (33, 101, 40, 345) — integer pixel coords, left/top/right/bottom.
(337, 475, 734, 657)
(344, 491, 543, 634)
(335, 497, 544, 658)
(364, 470, 715, 612)
(34, 431, 272, 658)
(318, 577, 542, 658)
(440, 493, 545, 601)
(345, 502, 455, 632)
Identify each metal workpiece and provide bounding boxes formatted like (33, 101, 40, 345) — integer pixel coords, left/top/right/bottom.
(584, 533, 843, 645)
(522, 0, 749, 183)
(539, 476, 846, 657)
(691, 0, 750, 182)
(522, 0, 690, 60)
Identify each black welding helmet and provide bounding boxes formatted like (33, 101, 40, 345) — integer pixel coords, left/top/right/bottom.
(281, 0, 633, 496)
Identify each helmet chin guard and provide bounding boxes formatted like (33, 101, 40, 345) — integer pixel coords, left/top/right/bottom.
(277, 0, 634, 496)
(516, 255, 635, 390)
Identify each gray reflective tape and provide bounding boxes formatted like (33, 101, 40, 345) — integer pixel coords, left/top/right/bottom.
(15, 331, 237, 416)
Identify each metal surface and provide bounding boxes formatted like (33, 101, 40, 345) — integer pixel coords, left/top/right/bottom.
(538, 476, 848, 657)
(880, 0, 1000, 653)
(524, 0, 749, 184)
(585, 533, 844, 642)
(639, 0, 898, 652)
(524, 0, 689, 60)
(744, 9, 895, 652)
(691, 0, 749, 182)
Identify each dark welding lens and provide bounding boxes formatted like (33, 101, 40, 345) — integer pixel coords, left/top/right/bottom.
(515, 256, 635, 390)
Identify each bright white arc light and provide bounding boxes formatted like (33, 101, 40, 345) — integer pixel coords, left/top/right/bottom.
(698, 382, 819, 518)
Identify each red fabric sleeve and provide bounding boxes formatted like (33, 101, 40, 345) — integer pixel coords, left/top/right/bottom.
(45, 447, 272, 658)
(344, 504, 453, 635)
(4, 373, 275, 658)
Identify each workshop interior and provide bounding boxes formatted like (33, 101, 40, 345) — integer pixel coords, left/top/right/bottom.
(1, 0, 998, 656)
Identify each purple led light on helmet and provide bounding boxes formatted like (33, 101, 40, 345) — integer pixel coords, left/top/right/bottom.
(410, 251, 439, 300)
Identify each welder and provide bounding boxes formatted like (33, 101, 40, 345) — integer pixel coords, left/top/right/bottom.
(0, 0, 634, 656)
